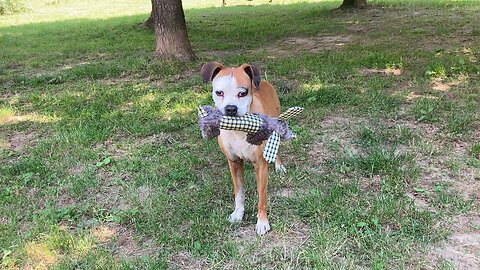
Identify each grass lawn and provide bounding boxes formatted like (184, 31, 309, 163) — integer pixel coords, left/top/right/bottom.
(1, 0, 479, 269)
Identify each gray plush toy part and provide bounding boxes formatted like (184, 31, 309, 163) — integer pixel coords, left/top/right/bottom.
(246, 113, 294, 145)
(198, 105, 223, 139)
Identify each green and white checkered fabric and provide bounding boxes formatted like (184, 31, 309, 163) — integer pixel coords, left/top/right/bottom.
(263, 106, 303, 162)
(278, 106, 304, 121)
(263, 131, 280, 163)
(198, 106, 208, 118)
(220, 113, 263, 133)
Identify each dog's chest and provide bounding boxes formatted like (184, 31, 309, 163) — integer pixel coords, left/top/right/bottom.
(220, 130, 258, 161)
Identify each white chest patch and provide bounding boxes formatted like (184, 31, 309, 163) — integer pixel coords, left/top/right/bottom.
(220, 130, 257, 161)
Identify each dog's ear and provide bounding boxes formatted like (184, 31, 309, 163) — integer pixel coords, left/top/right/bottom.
(201, 62, 224, 83)
(241, 64, 261, 89)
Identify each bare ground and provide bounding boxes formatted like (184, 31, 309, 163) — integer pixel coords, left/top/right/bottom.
(7, 131, 37, 151)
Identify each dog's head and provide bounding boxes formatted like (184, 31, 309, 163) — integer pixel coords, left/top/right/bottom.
(201, 62, 261, 117)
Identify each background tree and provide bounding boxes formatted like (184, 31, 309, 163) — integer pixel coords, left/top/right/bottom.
(340, 0, 367, 9)
(151, 0, 196, 60)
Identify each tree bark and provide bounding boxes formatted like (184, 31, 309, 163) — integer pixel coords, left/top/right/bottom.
(152, 0, 196, 60)
(340, 0, 367, 9)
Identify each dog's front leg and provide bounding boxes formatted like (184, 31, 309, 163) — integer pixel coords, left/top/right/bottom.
(227, 159, 245, 223)
(254, 159, 270, 235)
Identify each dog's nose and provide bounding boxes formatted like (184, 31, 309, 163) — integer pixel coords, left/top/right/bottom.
(224, 105, 238, 116)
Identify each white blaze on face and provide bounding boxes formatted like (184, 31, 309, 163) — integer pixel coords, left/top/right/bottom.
(212, 75, 252, 117)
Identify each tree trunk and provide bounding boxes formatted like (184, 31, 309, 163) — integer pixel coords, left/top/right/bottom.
(152, 0, 196, 60)
(144, 3, 154, 29)
(340, 0, 367, 9)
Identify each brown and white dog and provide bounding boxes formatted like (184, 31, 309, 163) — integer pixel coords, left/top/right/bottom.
(201, 62, 285, 235)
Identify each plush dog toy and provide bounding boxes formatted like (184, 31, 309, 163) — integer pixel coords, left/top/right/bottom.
(198, 106, 303, 163)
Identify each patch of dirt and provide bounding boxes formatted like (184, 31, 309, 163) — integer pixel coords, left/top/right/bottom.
(264, 34, 351, 57)
(380, 117, 480, 269)
(383, 117, 480, 197)
(352, 6, 478, 51)
(115, 228, 157, 258)
(136, 185, 151, 203)
(95, 133, 175, 161)
(406, 192, 435, 212)
(308, 114, 368, 168)
(67, 164, 86, 176)
(413, 142, 479, 202)
(358, 175, 382, 194)
(427, 215, 480, 270)
(60, 61, 91, 71)
(406, 92, 438, 102)
(431, 74, 469, 92)
(272, 188, 295, 198)
(270, 78, 301, 94)
(167, 251, 210, 270)
(232, 221, 310, 267)
(198, 49, 244, 59)
(167, 221, 310, 269)
(91, 223, 158, 259)
(9, 131, 36, 151)
(135, 133, 175, 146)
(91, 224, 116, 243)
(358, 68, 402, 76)
(55, 191, 78, 208)
(0, 137, 10, 149)
(431, 81, 451, 91)
(0, 216, 8, 225)
(94, 140, 129, 161)
(235, 220, 309, 248)
(85, 168, 132, 212)
(92, 171, 130, 211)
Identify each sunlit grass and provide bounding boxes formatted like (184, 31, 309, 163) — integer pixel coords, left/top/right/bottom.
(0, 0, 340, 27)
(24, 242, 59, 269)
(0, 0, 150, 26)
(0, 107, 60, 124)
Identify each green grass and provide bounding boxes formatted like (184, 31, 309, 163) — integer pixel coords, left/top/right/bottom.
(1, 0, 480, 269)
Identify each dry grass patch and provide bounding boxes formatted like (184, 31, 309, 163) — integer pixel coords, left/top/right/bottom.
(358, 68, 402, 76)
(167, 251, 211, 270)
(24, 242, 59, 270)
(231, 220, 310, 267)
(91, 223, 158, 259)
(427, 215, 480, 269)
(308, 113, 369, 176)
(91, 169, 131, 211)
(7, 131, 37, 152)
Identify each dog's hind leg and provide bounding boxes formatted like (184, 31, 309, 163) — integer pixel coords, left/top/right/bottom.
(227, 159, 245, 223)
(275, 156, 286, 174)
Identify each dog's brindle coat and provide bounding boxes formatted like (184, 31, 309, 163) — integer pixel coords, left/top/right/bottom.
(201, 62, 283, 235)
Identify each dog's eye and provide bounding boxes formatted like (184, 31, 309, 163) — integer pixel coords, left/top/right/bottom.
(215, 91, 224, 97)
(238, 90, 248, 98)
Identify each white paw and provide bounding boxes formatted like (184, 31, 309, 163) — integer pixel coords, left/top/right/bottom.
(275, 163, 287, 174)
(256, 219, 271, 235)
(228, 209, 244, 223)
